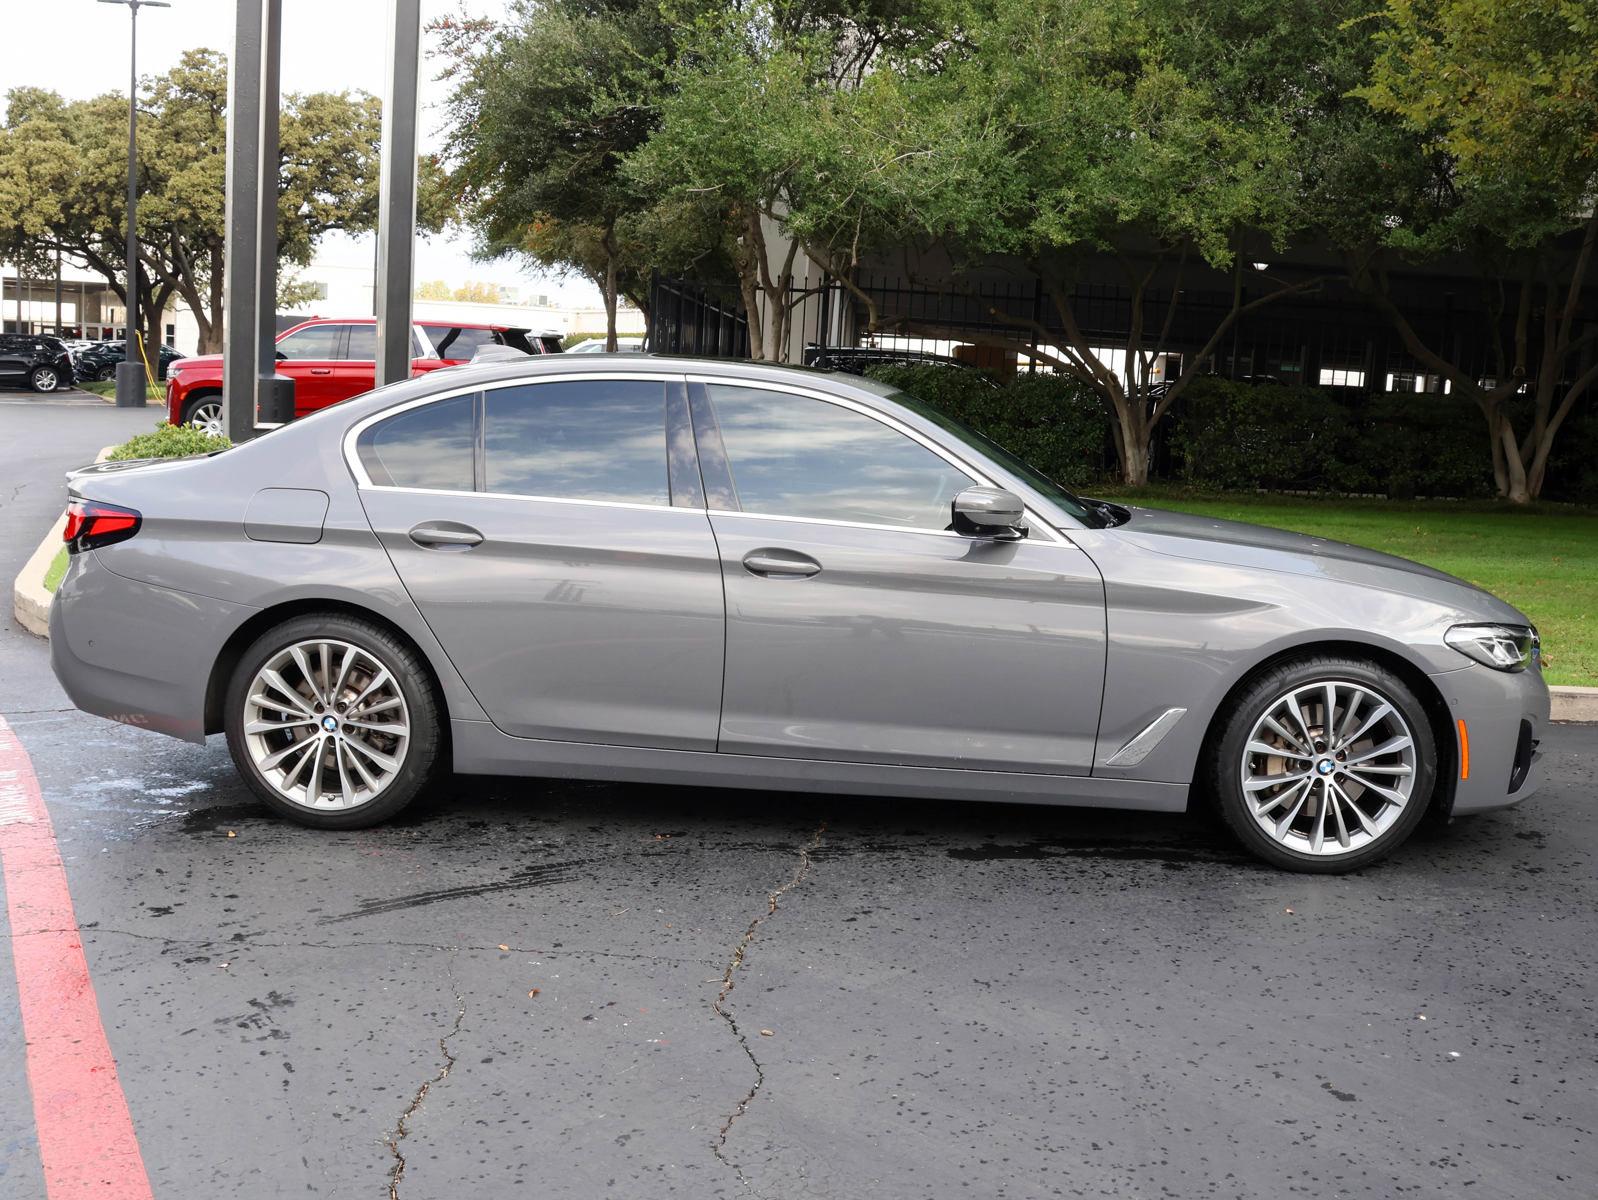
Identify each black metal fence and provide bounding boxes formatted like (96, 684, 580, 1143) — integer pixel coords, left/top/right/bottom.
(650, 262, 1593, 396)
(646, 274, 749, 358)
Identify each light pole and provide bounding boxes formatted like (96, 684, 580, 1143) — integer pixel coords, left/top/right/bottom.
(99, 0, 171, 408)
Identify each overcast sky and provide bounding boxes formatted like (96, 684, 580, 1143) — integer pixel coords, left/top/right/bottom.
(0, 0, 602, 305)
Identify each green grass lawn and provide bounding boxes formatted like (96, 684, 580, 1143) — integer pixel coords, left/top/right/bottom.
(42, 546, 68, 594)
(78, 379, 117, 398)
(1099, 489, 1598, 686)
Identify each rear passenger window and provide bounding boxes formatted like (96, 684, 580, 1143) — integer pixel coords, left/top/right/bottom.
(485, 379, 667, 505)
(357, 394, 476, 491)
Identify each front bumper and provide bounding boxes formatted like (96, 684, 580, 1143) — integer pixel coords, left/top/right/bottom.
(1430, 661, 1551, 814)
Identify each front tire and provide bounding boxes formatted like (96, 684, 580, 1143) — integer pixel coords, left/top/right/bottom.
(182, 395, 226, 437)
(224, 614, 444, 829)
(1209, 656, 1436, 873)
(29, 366, 61, 393)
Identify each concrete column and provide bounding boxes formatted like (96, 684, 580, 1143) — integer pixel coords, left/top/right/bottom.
(254, 0, 295, 424)
(376, 0, 422, 388)
(222, 0, 265, 440)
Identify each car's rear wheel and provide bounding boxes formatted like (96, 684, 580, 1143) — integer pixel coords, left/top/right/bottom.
(182, 395, 225, 437)
(1209, 656, 1436, 873)
(94, 364, 116, 382)
(224, 614, 443, 829)
(29, 365, 61, 393)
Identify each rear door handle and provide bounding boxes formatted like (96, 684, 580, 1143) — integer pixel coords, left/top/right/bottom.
(310, 367, 332, 375)
(409, 522, 483, 550)
(742, 549, 821, 578)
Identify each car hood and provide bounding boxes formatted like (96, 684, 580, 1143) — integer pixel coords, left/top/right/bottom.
(1112, 504, 1529, 624)
(168, 353, 222, 372)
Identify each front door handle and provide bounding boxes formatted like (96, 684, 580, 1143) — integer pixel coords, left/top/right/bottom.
(310, 367, 332, 375)
(409, 522, 483, 550)
(742, 548, 821, 578)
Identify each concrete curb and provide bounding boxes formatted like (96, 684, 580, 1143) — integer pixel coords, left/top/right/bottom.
(1551, 686, 1598, 723)
(12, 445, 116, 639)
(9, 453, 1598, 722)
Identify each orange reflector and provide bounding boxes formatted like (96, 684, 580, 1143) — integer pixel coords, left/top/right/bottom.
(1457, 719, 1470, 780)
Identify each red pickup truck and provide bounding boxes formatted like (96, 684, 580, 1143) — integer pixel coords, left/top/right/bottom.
(165, 316, 563, 433)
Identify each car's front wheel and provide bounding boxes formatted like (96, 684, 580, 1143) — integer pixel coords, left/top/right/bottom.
(182, 395, 225, 437)
(29, 365, 62, 393)
(224, 614, 443, 828)
(1209, 656, 1437, 872)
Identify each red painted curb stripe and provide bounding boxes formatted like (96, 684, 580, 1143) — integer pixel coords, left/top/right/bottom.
(0, 715, 154, 1200)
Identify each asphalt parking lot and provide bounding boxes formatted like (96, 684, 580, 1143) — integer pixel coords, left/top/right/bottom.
(2, 399, 1595, 1199)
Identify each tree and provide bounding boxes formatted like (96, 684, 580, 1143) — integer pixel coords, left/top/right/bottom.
(414, 278, 453, 300)
(628, 0, 959, 361)
(435, 0, 689, 350)
(1349, 0, 1598, 502)
(1, 51, 451, 361)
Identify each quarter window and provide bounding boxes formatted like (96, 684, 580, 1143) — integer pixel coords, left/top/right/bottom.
(485, 379, 668, 505)
(275, 325, 343, 360)
(424, 325, 502, 361)
(357, 394, 475, 491)
(707, 385, 974, 529)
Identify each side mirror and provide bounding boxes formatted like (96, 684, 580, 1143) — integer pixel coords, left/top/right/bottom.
(274, 350, 287, 361)
(952, 486, 1028, 539)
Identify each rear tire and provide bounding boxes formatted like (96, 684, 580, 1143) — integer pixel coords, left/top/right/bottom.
(29, 366, 61, 393)
(1208, 655, 1436, 873)
(224, 614, 444, 829)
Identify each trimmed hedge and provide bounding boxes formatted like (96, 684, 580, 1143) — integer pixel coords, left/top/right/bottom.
(107, 422, 232, 462)
(869, 366, 1598, 502)
(864, 365, 1114, 485)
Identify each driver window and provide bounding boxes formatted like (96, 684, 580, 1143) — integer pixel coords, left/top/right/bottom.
(706, 384, 974, 530)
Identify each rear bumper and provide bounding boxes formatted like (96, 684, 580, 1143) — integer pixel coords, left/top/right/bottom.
(1430, 662, 1552, 814)
(50, 550, 254, 745)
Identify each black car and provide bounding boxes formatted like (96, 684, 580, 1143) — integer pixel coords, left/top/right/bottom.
(0, 334, 75, 393)
(76, 341, 186, 382)
(803, 344, 1002, 385)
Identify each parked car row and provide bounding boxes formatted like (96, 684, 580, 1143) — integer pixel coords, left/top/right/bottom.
(167, 317, 564, 432)
(0, 333, 190, 393)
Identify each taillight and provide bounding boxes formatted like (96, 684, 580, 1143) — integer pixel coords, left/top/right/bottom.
(63, 499, 141, 554)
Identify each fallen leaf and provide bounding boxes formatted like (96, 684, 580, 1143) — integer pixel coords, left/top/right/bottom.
(1284, 907, 1294, 914)
(528, 988, 541, 998)
(498, 944, 510, 952)
(226, 830, 236, 838)
(759, 1029, 774, 1037)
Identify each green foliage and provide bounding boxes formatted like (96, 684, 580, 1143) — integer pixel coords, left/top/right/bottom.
(1170, 379, 1363, 494)
(107, 422, 231, 463)
(1, 52, 447, 355)
(865, 366, 1114, 484)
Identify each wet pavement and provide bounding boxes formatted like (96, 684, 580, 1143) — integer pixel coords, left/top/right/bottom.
(2, 401, 1595, 1198)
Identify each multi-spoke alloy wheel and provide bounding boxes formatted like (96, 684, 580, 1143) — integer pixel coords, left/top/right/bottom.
(186, 399, 225, 437)
(1211, 656, 1437, 872)
(227, 615, 443, 827)
(242, 639, 410, 810)
(1241, 680, 1418, 856)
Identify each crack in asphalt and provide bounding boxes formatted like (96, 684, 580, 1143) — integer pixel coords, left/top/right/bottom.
(710, 821, 826, 1195)
(384, 956, 466, 1200)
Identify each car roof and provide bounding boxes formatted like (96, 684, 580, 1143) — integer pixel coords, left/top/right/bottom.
(285, 316, 524, 333)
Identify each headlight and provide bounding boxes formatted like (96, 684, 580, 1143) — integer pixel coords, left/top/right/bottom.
(1444, 623, 1540, 672)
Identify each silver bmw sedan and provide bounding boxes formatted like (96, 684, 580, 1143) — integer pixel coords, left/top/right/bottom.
(50, 356, 1548, 872)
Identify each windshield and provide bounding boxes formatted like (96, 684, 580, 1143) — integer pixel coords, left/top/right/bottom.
(884, 390, 1109, 528)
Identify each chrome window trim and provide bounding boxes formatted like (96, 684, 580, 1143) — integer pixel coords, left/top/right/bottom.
(342, 369, 1067, 545)
(342, 371, 690, 491)
(689, 375, 1066, 544)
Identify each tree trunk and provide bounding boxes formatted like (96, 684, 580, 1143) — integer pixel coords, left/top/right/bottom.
(1116, 404, 1151, 486)
(602, 245, 619, 353)
(1499, 420, 1530, 504)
